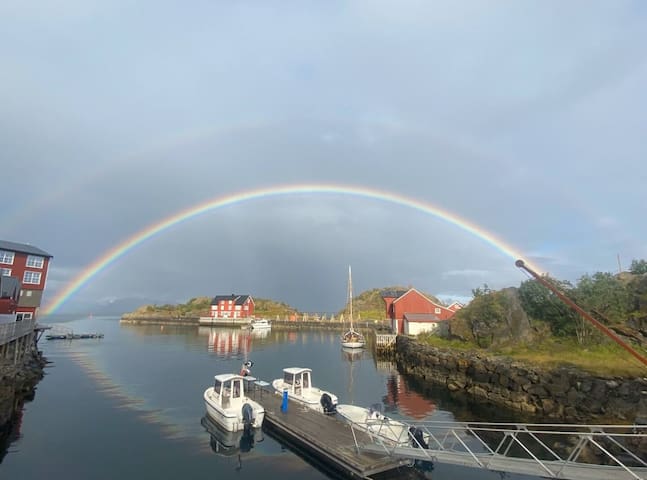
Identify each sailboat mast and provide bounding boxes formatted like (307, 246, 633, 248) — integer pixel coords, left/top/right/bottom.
(348, 265, 353, 329)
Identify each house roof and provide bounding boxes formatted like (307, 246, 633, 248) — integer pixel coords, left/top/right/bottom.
(0, 240, 52, 258)
(211, 294, 252, 305)
(403, 313, 444, 322)
(381, 289, 407, 299)
(393, 288, 446, 308)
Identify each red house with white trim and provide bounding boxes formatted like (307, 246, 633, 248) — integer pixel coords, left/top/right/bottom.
(0, 240, 53, 321)
(209, 294, 255, 319)
(382, 288, 461, 335)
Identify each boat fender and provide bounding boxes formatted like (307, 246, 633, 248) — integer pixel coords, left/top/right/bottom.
(242, 403, 254, 432)
(409, 426, 429, 449)
(320, 393, 336, 414)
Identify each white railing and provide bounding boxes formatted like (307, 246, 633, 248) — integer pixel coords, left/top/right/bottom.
(353, 419, 647, 480)
(0, 318, 36, 346)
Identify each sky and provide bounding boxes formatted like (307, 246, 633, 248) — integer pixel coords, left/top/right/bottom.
(1, 1, 646, 314)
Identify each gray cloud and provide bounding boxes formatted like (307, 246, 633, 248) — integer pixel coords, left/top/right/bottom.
(1, 1, 645, 313)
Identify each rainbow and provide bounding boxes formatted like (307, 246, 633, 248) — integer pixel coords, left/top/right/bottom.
(42, 183, 537, 314)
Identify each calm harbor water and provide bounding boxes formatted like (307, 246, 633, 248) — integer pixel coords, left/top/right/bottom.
(1, 316, 537, 480)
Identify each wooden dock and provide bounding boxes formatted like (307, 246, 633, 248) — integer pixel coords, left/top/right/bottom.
(374, 334, 396, 351)
(247, 380, 409, 479)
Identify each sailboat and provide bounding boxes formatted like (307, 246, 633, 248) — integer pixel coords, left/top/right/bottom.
(341, 266, 365, 349)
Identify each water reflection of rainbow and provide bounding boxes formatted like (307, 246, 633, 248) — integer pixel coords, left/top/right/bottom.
(66, 351, 209, 447)
(43, 183, 538, 314)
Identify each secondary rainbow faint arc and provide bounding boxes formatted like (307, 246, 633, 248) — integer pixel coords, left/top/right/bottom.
(43, 183, 537, 314)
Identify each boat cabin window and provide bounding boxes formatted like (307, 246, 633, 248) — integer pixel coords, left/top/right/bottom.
(214, 379, 222, 395)
(283, 372, 294, 385)
(302, 372, 310, 388)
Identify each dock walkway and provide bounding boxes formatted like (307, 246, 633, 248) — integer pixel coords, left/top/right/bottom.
(247, 380, 410, 479)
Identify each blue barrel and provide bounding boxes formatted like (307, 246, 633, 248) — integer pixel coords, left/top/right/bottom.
(281, 389, 288, 412)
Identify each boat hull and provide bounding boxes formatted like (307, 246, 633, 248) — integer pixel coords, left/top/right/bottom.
(336, 404, 422, 447)
(203, 388, 265, 432)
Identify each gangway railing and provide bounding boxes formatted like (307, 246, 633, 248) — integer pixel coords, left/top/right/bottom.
(349, 419, 647, 480)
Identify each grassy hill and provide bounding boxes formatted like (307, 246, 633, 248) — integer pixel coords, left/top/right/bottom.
(123, 286, 442, 320)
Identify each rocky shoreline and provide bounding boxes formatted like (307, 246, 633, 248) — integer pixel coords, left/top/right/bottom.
(0, 348, 47, 461)
(394, 335, 647, 424)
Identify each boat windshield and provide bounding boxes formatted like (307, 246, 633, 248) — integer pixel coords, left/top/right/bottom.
(283, 372, 294, 385)
(302, 371, 310, 388)
(214, 379, 222, 395)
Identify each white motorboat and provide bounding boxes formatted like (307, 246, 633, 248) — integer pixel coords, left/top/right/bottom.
(250, 319, 271, 330)
(336, 404, 430, 448)
(204, 373, 265, 432)
(272, 367, 338, 414)
(341, 266, 365, 349)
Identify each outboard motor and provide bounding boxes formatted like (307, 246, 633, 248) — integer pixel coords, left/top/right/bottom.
(320, 393, 336, 414)
(409, 426, 429, 449)
(242, 403, 255, 433)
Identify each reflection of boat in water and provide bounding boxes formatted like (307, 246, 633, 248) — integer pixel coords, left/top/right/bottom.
(272, 367, 338, 414)
(201, 415, 263, 457)
(204, 373, 265, 431)
(250, 327, 270, 339)
(341, 346, 363, 362)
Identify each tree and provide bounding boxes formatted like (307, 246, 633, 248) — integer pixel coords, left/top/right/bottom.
(458, 286, 507, 347)
(518, 277, 578, 337)
(630, 259, 647, 275)
(573, 272, 631, 325)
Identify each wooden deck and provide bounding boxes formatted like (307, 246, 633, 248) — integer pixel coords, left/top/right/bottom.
(247, 380, 409, 479)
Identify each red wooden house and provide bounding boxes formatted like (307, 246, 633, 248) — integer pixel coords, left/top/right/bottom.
(0, 240, 53, 321)
(209, 294, 255, 319)
(382, 288, 460, 334)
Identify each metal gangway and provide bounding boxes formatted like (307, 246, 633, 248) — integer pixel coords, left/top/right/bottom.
(348, 418, 647, 480)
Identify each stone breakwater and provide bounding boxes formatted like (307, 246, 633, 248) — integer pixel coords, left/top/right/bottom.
(395, 336, 647, 423)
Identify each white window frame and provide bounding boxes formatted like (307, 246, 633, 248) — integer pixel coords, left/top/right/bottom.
(0, 268, 10, 276)
(26, 255, 44, 268)
(0, 250, 14, 265)
(434, 307, 441, 314)
(23, 271, 41, 285)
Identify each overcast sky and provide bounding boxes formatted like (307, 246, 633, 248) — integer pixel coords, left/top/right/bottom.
(2, 1, 646, 314)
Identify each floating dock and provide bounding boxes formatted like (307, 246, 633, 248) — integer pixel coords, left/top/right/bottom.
(246, 379, 410, 479)
(45, 333, 104, 340)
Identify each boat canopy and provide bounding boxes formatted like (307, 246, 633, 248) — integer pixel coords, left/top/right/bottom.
(282, 368, 311, 388)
